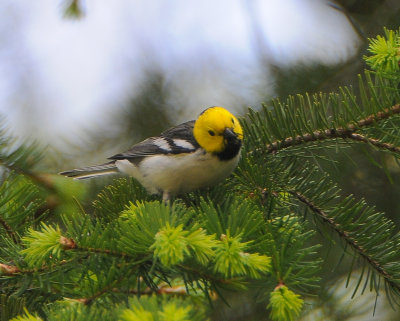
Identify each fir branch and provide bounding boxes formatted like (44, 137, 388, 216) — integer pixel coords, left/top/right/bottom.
(111, 285, 188, 296)
(264, 104, 400, 154)
(0, 215, 18, 244)
(69, 268, 146, 305)
(21, 259, 71, 274)
(349, 104, 400, 129)
(73, 244, 133, 258)
(290, 191, 400, 293)
(70, 243, 154, 269)
(57, 235, 134, 258)
(1, 160, 62, 194)
(0, 263, 20, 275)
(0, 260, 71, 275)
(73, 276, 126, 305)
(0, 260, 73, 275)
(21, 171, 58, 192)
(178, 264, 238, 285)
(0, 142, 52, 192)
(347, 133, 400, 153)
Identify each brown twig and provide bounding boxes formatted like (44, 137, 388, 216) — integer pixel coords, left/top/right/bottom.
(0, 260, 70, 275)
(74, 245, 132, 258)
(178, 264, 238, 285)
(0, 263, 20, 275)
(347, 133, 400, 153)
(111, 284, 188, 296)
(57, 235, 133, 258)
(75, 280, 122, 305)
(71, 283, 189, 305)
(290, 191, 400, 292)
(265, 104, 400, 154)
(0, 161, 58, 192)
(349, 104, 400, 129)
(0, 215, 18, 244)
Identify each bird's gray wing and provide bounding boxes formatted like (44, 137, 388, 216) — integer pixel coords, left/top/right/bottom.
(160, 120, 198, 146)
(109, 120, 199, 164)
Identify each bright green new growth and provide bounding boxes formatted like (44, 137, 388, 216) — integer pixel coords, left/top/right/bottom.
(151, 224, 217, 266)
(120, 306, 154, 321)
(10, 308, 42, 321)
(268, 286, 304, 321)
(150, 223, 271, 276)
(157, 302, 192, 321)
(120, 296, 205, 321)
(21, 223, 64, 267)
(364, 28, 400, 74)
(214, 234, 271, 278)
(184, 227, 217, 265)
(151, 224, 190, 266)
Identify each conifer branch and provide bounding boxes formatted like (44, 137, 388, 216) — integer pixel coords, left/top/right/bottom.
(178, 264, 237, 285)
(74, 245, 133, 258)
(0, 263, 20, 275)
(0, 215, 18, 244)
(0, 260, 70, 275)
(111, 285, 188, 296)
(265, 104, 400, 154)
(22, 259, 70, 274)
(349, 104, 400, 129)
(58, 236, 134, 258)
(347, 133, 400, 153)
(73, 282, 189, 305)
(290, 191, 400, 293)
(74, 277, 126, 305)
(0, 160, 56, 192)
(23, 171, 58, 192)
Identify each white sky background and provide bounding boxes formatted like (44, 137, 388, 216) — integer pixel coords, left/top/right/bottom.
(0, 0, 361, 148)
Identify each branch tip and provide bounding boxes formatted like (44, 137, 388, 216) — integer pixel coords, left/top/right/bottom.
(0, 263, 19, 275)
(60, 236, 76, 249)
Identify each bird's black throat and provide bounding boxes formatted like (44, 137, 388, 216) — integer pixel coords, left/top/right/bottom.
(215, 137, 242, 161)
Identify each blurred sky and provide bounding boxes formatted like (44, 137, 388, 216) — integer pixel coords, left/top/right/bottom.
(0, 0, 361, 147)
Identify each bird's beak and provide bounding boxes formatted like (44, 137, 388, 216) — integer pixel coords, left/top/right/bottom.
(223, 128, 238, 140)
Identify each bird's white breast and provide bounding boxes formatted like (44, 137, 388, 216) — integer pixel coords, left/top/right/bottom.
(115, 149, 240, 196)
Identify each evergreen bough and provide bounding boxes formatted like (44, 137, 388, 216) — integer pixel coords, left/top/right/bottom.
(0, 28, 399, 321)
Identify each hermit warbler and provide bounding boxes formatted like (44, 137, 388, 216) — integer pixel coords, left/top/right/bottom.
(60, 106, 243, 201)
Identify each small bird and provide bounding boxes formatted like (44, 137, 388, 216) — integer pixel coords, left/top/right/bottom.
(60, 106, 243, 201)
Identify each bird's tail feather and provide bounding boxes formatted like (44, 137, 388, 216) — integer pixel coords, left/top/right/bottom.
(59, 161, 118, 180)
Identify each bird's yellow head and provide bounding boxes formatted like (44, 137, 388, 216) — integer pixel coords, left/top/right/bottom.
(193, 106, 243, 156)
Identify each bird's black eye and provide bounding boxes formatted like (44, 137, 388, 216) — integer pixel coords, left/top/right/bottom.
(231, 118, 235, 124)
(208, 130, 215, 136)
